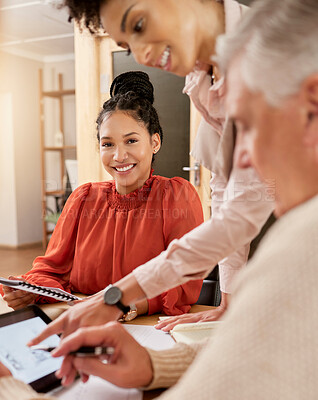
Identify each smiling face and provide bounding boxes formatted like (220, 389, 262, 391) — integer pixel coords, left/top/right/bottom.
(99, 111, 160, 194)
(226, 57, 318, 216)
(100, 0, 224, 76)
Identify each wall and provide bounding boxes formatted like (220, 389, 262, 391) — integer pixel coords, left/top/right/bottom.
(0, 51, 43, 246)
(0, 51, 76, 247)
(0, 92, 18, 246)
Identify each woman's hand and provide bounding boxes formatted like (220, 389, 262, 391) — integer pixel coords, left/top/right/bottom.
(28, 275, 147, 344)
(51, 322, 153, 388)
(2, 276, 37, 310)
(28, 292, 122, 345)
(0, 362, 12, 378)
(155, 292, 230, 332)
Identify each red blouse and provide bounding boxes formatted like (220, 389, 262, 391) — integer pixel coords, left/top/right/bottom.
(20, 173, 204, 315)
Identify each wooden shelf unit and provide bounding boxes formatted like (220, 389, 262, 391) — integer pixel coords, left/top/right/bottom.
(44, 145, 76, 151)
(39, 69, 76, 248)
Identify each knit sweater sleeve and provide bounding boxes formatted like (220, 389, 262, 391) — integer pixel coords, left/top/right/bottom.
(144, 340, 207, 390)
(0, 376, 55, 400)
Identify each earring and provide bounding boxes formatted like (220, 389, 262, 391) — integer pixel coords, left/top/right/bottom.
(153, 149, 158, 154)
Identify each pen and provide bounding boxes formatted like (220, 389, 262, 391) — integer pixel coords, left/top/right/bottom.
(30, 345, 115, 357)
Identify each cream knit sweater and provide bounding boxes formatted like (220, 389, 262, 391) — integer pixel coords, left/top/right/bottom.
(1, 195, 318, 399)
(150, 194, 318, 399)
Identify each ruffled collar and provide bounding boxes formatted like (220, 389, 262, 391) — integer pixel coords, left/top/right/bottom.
(107, 169, 155, 211)
(183, 66, 225, 136)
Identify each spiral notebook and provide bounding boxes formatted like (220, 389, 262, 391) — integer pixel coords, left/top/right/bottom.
(0, 277, 81, 302)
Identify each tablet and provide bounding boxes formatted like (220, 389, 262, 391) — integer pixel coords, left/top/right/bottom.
(0, 305, 62, 393)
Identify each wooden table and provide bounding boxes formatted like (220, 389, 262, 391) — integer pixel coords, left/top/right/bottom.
(0, 294, 212, 320)
(0, 297, 212, 399)
(41, 303, 213, 399)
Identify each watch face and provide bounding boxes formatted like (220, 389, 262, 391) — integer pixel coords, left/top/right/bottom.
(104, 286, 122, 305)
(124, 310, 138, 322)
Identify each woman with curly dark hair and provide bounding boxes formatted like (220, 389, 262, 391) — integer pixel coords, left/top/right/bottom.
(41, 0, 273, 331)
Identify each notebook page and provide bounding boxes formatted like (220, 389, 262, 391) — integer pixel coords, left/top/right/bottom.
(170, 321, 222, 345)
(53, 325, 174, 399)
(54, 376, 142, 400)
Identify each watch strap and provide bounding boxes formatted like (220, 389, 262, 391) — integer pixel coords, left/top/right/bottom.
(114, 300, 130, 315)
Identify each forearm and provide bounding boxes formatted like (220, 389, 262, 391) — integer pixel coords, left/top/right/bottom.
(136, 298, 149, 315)
(116, 273, 148, 308)
(211, 173, 250, 294)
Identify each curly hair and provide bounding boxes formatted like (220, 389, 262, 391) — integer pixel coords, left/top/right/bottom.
(96, 71, 163, 161)
(60, 0, 224, 33)
(59, 0, 105, 33)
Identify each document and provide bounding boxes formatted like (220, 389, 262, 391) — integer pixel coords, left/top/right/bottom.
(54, 376, 141, 400)
(53, 324, 174, 399)
(124, 324, 175, 350)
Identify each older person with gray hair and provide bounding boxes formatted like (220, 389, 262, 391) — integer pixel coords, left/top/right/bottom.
(1, 0, 318, 398)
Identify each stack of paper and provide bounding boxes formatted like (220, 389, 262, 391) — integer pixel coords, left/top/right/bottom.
(170, 321, 223, 345)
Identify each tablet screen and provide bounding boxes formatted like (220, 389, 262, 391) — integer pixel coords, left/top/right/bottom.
(0, 307, 63, 391)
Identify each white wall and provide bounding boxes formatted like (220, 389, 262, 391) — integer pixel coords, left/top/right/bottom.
(0, 51, 76, 247)
(0, 93, 18, 246)
(0, 52, 43, 246)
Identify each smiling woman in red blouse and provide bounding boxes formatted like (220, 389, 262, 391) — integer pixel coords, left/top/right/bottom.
(1, 71, 203, 317)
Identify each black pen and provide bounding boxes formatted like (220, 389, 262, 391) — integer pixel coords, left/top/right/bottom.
(30, 345, 115, 357)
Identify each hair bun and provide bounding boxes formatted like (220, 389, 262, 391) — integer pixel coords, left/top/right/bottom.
(110, 71, 154, 104)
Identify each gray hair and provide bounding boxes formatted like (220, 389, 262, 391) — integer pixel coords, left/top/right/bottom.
(215, 0, 318, 106)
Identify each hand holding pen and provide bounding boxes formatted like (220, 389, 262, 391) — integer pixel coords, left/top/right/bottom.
(28, 321, 154, 388)
(30, 345, 115, 358)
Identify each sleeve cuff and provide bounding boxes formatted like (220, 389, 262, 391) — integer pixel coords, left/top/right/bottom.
(219, 264, 243, 293)
(143, 342, 206, 390)
(147, 295, 163, 315)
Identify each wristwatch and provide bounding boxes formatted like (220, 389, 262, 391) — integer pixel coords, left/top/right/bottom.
(121, 304, 138, 322)
(103, 284, 130, 315)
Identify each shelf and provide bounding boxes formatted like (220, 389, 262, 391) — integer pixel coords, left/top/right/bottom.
(45, 190, 65, 196)
(42, 89, 75, 98)
(44, 146, 76, 151)
(39, 69, 76, 248)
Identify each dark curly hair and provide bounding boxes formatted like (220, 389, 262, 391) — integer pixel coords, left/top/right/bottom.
(96, 71, 163, 160)
(60, 0, 224, 33)
(59, 0, 106, 33)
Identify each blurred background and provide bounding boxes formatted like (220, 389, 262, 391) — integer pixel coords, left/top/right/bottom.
(0, 0, 254, 251)
(0, 0, 75, 249)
